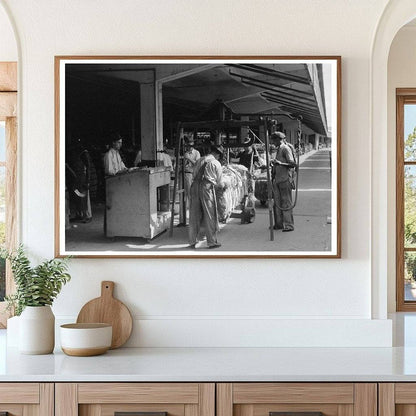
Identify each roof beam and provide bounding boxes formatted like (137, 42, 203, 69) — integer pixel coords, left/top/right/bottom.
(180, 119, 262, 130)
(229, 71, 313, 98)
(158, 64, 221, 83)
(307, 64, 329, 136)
(239, 79, 315, 104)
(227, 64, 311, 85)
(261, 93, 317, 111)
(261, 95, 320, 116)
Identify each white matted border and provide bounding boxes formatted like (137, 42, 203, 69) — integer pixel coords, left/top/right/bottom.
(55, 56, 340, 258)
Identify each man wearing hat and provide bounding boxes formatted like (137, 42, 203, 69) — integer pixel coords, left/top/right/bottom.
(270, 131, 296, 232)
(238, 137, 260, 171)
(183, 135, 200, 206)
(188, 144, 225, 249)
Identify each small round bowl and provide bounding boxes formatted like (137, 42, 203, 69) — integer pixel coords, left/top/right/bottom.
(60, 323, 112, 356)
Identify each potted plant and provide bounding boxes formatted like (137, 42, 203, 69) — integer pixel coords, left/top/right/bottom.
(1, 245, 71, 354)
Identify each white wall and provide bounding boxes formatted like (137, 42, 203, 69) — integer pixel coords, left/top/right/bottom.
(387, 25, 416, 312)
(0, 3, 17, 61)
(0, 0, 394, 346)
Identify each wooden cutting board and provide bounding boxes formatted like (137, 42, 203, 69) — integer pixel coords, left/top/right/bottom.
(76, 281, 133, 349)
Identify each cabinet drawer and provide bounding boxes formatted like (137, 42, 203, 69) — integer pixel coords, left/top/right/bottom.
(56, 383, 215, 416)
(78, 383, 200, 404)
(0, 383, 39, 403)
(217, 383, 376, 416)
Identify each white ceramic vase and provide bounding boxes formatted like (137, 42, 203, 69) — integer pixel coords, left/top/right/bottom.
(19, 305, 55, 354)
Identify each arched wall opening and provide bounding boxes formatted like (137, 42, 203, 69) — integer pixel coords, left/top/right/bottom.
(387, 19, 416, 313)
(371, 0, 416, 319)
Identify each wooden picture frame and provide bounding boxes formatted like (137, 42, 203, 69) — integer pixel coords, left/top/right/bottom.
(55, 56, 341, 258)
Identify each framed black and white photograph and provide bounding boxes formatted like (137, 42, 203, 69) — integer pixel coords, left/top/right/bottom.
(55, 56, 341, 258)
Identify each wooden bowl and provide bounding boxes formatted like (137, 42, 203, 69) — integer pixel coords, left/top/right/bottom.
(60, 323, 112, 356)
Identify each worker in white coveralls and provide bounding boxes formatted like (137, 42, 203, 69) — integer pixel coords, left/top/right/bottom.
(103, 133, 128, 176)
(183, 135, 200, 206)
(188, 145, 225, 249)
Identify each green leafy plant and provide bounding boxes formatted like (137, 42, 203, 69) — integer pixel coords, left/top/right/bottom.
(1, 245, 71, 316)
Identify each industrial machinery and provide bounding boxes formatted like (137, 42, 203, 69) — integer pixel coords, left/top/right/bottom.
(106, 166, 171, 240)
(168, 114, 302, 240)
(169, 118, 263, 237)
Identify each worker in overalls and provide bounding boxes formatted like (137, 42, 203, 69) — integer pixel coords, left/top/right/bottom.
(188, 145, 225, 249)
(270, 132, 296, 232)
(183, 136, 201, 207)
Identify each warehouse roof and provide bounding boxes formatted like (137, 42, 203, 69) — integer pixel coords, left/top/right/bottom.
(67, 61, 330, 136)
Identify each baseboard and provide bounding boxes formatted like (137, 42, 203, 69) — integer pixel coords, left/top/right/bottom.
(56, 317, 392, 347)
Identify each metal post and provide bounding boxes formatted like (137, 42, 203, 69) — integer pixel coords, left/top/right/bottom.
(170, 123, 182, 237)
(263, 118, 274, 241)
(179, 138, 186, 225)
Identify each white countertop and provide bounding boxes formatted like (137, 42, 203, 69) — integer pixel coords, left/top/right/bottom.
(2, 328, 416, 382)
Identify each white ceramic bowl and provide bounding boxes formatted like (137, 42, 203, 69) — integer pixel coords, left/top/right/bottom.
(60, 323, 112, 356)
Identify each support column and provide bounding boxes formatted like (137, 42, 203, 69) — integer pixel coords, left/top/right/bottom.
(156, 80, 164, 150)
(141, 83, 156, 163)
(259, 124, 266, 143)
(240, 116, 249, 142)
(314, 133, 320, 150)
(138, 70, 163, 165)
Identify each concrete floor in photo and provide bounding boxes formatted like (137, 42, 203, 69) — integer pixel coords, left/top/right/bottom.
(65, 149, 333, 253)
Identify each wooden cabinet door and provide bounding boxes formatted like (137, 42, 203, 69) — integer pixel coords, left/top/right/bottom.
(56, 383, 215, 416)
(379, 383, 416, 416)
(217, 383, 377, 416)
(0, 383, 53, 416)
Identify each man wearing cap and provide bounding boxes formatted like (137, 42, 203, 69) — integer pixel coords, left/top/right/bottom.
(188, 144, 225, 249)
(183, 135, 200, 205)
(270, 131, 297, 232)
